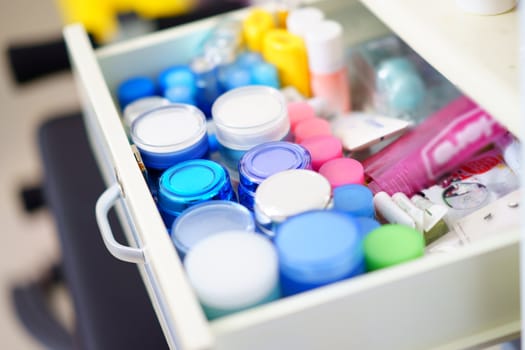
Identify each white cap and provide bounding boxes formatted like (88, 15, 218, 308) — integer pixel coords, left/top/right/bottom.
(123, 96, 170, 129)
(184, 231, 278, 310)
(254, 169, 331, 224)
(304, 20, 345, 74)
(286, 7, 325, 37)
(212, 86, 290, 150)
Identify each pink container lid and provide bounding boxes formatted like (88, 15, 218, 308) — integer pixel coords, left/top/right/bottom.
(300, 135, 343, 171)
(287, 102, 317, 133)
(294, 117, 332, 144)
(319, 158, 364, 190)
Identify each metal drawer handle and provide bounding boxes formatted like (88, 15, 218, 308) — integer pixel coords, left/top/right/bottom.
(95, 183, 145, 263)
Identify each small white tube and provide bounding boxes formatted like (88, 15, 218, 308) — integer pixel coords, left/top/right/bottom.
(373, 192, 416, 228)
(392, 193, 425, 231)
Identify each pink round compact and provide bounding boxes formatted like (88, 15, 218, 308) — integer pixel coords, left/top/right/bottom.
(294, 117, 332, 144)
(287, 102, 317, 133)
(319, 158, 365, 190)
(300, 135, 343, 171)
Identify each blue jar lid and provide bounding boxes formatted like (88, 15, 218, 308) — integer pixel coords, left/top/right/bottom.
(236, 51, 263, 68)
(333, 184, 375, 218)
(239, 141, 311, 193)
(158, 65, 196, 94)
(172, 200, 255, 257)
(117, 76, 156, 109)
(164, 85, 196, 105)
(220, 64, 252, 91)
(275, 210, 362, 284)
(131, 104, 209, 169)
(250, 62, 280, 89)
(354, 216, 381, 239)
(158, 160, 234, 215)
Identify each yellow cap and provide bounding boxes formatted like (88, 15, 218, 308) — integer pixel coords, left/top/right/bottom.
(262, 29, 311, 97)
(243, 9, 275, 52)
(276, 9, 288, 28)
(132, 0, 196, 19)
(56, 0, 117, 43)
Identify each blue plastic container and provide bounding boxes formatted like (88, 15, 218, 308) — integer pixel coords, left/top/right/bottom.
(157, 159, 236, 228)
(238, 141, 311, 210)
(131, 104, 209, 171)
(275, 210, 363, 296)
(117, 76, 156, 109)
(171, 201, 255, 258)
(333, 184, 375, 218)
(158, 65, 196, 95)
(190, 56, 221, 118)
(251, 62, 280, 89)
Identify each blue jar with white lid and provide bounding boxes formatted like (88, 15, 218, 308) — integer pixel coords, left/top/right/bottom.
(333, 184, 375, 218)
(212, 86, 290, 172)
(117, 76, 157, 109)
(238, 141, 311, 211)
(158, 159, 236, 229)
(275, 210, 364, 296)
(172, 200, 255, 258)
(131, 104, 209, 171)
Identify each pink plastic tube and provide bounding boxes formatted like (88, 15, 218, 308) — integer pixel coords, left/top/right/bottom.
(364, 96, 507, 196)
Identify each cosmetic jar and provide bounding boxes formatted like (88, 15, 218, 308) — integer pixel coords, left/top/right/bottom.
(275, 210, 363, 296)
(172, 201, 254, 258)
(238, 141, 311, 210)
(184, 231, 279, 319)
(333, 184, 375, 218)
(254, 169, 331, 236)
(212, 86, 290, 170)
(131, 104, 209, 170)
(117, 76, 156, 109)
(364, 224, 425, 271)
(157, 159, 235, 228)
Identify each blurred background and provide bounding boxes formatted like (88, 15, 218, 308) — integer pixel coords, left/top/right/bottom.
(0, 0, 77, 348)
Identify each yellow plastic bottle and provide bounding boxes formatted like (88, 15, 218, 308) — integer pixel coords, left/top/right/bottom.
(262, 29, 311, 97)
(243, 8, 275, 52)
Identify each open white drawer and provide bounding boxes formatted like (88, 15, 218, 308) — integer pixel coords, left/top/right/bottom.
(63, 1, 520, 349)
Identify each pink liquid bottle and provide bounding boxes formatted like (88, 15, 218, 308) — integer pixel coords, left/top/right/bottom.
(304, 20, 351, 114)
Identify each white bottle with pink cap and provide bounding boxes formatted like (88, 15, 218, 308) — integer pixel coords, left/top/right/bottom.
(304, 20, 351, 114)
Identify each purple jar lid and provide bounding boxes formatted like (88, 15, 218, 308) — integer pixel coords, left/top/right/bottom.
(239, 141, 311, 194)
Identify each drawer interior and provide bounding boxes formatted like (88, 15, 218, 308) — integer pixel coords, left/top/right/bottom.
(65, 0, 521, 348)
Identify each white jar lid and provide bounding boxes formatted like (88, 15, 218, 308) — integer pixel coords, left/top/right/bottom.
(212, 86, 290, 150)
(286, 7, 325, 37)
(184, 231, 278, 310)
(123, 96, 170, 129)
(304, 20, 345, 74)
(131, 104, 207, 153)
(254, 169, 331, 223)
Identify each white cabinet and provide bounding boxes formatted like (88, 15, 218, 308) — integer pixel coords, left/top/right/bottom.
(64, 1, 520, 349)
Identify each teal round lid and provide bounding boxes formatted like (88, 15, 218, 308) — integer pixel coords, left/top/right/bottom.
(158, 160, 233, 216)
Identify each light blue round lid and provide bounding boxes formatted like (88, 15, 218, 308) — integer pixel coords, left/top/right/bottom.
(172, 201, 255, 255)
(236, 51, 263, 68)
(251, 62, 280, 89)
(158, 65, 196, 94)
(333, 184, 374, 218)
(158, 160, 232, 214)
(275, 210, 362, 283)
(164, 85, 196, 105)
(239, 141, 311, 192)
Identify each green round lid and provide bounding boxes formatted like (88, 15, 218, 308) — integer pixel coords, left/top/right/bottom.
(363, 224, 424, 271)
